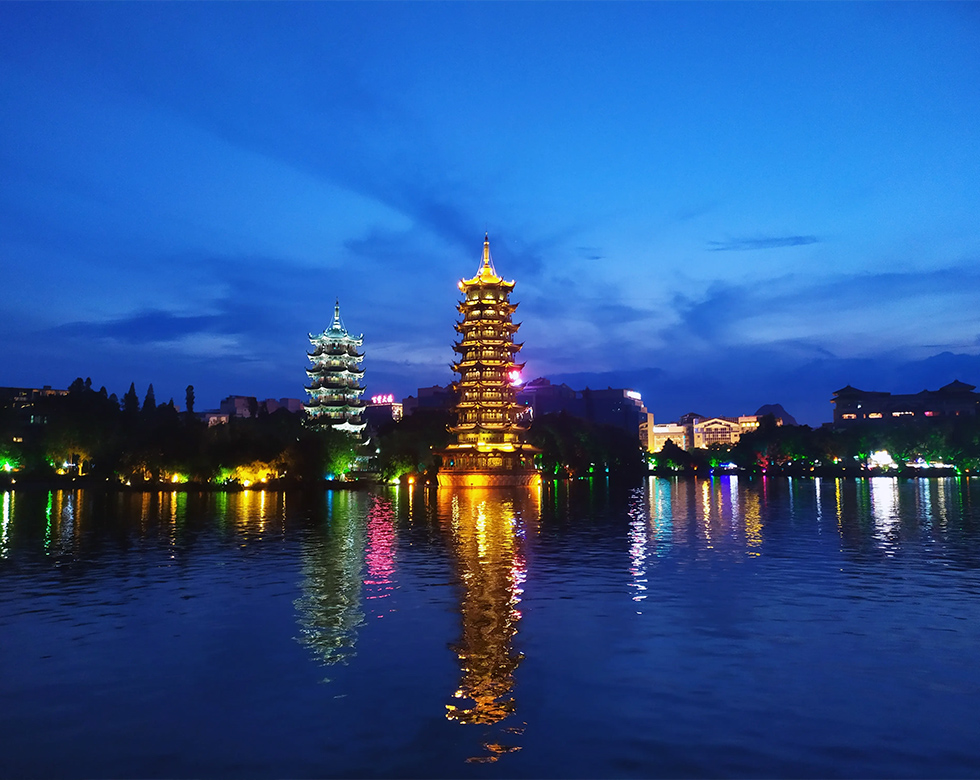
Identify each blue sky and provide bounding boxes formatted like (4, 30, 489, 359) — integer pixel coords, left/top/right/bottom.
(1, 2, 978, 426)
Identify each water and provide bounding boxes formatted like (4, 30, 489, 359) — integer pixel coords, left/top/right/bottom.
(2, 477, 980, 778)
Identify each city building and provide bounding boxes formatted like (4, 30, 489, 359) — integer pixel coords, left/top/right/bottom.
(650, 422, 689, 452)
(0, 385, 67, 427)
(437, 235, 539, 487)
(831, 380, 980, 426)
(650, 413, 767, 452)
(363, 393, 404, 432)
(304, 300, 367, 435)
(517, 378, 653, 450)
(198, 411, 230, 427)
(401, 385, 456, 416)
(0, 386, 67, 447)
(219, 395, 256, 418)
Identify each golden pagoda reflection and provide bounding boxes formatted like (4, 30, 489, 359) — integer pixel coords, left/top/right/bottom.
(439, 488, 536, 762)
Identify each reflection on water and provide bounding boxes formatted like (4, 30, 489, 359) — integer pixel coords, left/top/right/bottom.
(628, 488, 648, 607)
(3, 480, 980, 777)
(295, 492, 368, 674)
(1, 491, 10, 557)
(440, 488, 537, 763)
(871, 476, 900, 553)
(363, 495, 397, 618)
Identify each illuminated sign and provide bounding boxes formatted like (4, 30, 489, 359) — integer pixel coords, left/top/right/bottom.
(626, 390, 642, 401)
(371, 394, 395, 405)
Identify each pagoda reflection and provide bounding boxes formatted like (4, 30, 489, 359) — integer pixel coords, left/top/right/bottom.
(294, 492, 369, 673)
(439, 488, 538, 761)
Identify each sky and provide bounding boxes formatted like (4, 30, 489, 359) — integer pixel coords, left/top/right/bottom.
(1, 2, 979, 426)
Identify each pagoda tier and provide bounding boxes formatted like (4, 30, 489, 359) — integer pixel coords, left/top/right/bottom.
(304, 300, 367, 435)
(437, 235, 540, 488)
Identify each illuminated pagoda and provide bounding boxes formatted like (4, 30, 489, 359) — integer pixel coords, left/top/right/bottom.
(304, 300, 366, 434)
(438, 235, 540, 488)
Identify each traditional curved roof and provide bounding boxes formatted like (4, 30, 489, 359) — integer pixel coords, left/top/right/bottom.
(458, 234, 516, 290)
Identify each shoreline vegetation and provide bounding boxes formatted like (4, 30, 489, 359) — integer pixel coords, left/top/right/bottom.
(0, 465, 966, 494)
(3, 378, 979, 491)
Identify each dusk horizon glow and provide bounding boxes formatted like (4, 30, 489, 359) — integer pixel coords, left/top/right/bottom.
(2, 3, 978, 426)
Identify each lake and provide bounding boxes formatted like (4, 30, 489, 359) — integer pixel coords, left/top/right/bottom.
(2, 477, 980, 778)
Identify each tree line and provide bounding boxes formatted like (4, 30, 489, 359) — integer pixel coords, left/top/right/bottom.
(1, 379, 649, 486)
(651, 415, 980, 476)
(1, 378, 357, 484)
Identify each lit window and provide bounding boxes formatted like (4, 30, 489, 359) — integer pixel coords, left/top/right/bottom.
(868, 413, 882, 419)
(842, 413, 857, 420)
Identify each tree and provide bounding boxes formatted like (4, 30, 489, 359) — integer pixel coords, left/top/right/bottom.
(375, 409, 453, 480)
(185, 385, 195, 415)
(142, 384, 156, 414)
(123, 383, 140, 415)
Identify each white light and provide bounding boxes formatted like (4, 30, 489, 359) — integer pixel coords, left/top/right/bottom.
(868, 450, 897, 469)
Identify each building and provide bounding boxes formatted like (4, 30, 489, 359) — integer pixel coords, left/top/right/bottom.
(262, 397, 304, 414)
(0, 386, 68, 449)
(437, 235, 539, 487)
(363, 393, 404, 432)
(219, 395, 257, 418)
(199, 411, 230, 427)
(650, 413, 767, 452)
(517, 378, 653, 450)
(650, 422, 689, 452)
(0, 385, 67, 427)
(401, 385, 456, 416)
(831, 380, 980, 426)
(304, 300, 367, 435)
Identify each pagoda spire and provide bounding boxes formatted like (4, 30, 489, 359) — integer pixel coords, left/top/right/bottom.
(476, 232, 499, 282)
(330, 298, 346, 334)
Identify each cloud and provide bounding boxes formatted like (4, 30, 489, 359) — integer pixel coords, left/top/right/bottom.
(62, 310, 221, 344)
(707, 235, 820, 251)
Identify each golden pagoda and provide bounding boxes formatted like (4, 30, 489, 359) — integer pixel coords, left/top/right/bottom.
(437, 235, 540, 488)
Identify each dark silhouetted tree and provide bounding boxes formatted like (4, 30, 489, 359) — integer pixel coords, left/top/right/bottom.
(123, 383, 140, 415)
(142, 384, 156, 414)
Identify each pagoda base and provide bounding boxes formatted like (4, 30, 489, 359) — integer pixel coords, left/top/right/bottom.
(437, 468, 542, 489)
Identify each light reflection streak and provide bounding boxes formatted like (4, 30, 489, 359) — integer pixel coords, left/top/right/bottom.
(648, 477, 673, 557)
(700, 479, 712, 548)
(727, 475, 740, 528)
(870, 477, 899, 553)
(919, 479, 933, 529)
(937, 479, 949, 527)
(440, 489, 529, 763)
(627, 487, 647, 609)
(364, 495, 397, 618)
(743, 487, 762, 555)
(61, 491, 76, 548)
(835, 478, 843, 528)
(1, 491, 10, 558)
(44, 491, 53, 552)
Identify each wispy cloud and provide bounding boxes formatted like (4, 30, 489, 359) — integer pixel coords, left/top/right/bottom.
(707, 235, 820, 251)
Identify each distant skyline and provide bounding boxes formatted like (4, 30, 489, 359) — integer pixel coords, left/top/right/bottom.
(2, 3, 978, 426)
